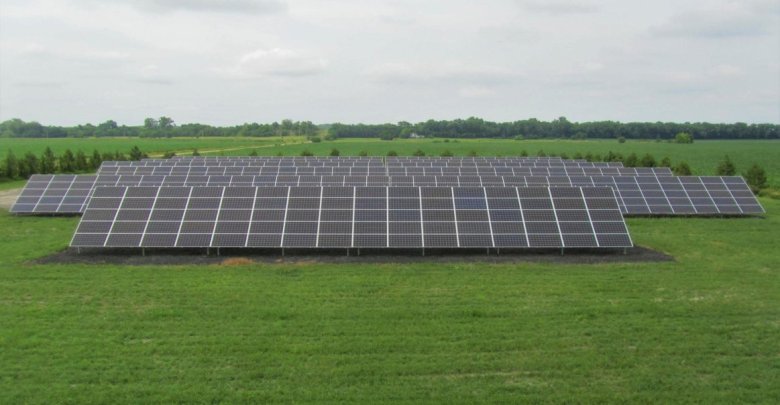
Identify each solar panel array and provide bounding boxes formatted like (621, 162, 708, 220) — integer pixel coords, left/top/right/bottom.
(97, 165, 664, 176)
(70, 186, 633, 249)
(6, 155, 766, 252)
(11, 174, 763, 216)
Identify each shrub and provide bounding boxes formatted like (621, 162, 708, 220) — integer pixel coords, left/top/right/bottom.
(623, 153, 639, 167)
(716, 155, 736, 176)
(163, 151, 176, 159)
(412, 149, 425, 157)
(387, 150, 398, 157)
(440, 150, 454, 157)
(744, 164, 767, 192)
(640, 153, 656, 167)
(300, 150, 314, 157)
(674, 162, 692, 175)
(309, 136, 321, 143)
(660, 157, 672, 167)
(674, 132, 694, 144)
(617, 136, 626, 143)
(358, 151, 368, 156)
(249, 149, 258, 157)
(467, 150, 478, 157)
(329, 148, 340, 157)
(192, 149, 200, 157)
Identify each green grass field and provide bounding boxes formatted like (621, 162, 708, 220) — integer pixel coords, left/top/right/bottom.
(1, 138, 778, 402)
(2, 137, 777, 187)
(0, 136, 305, 158)
(0, 200, 777, 403)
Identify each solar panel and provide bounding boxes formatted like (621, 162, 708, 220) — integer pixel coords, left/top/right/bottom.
(98, 165, 665, 177)
(71, 186, 633, 249)
(12, 174, 764, 216)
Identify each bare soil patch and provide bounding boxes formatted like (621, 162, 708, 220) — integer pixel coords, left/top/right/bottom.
(0, 188, 21, 210)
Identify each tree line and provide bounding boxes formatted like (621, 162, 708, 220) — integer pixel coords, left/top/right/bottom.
(0, 118, 319, 138)
(1, 117, 777, 140)
(1, 146, 147, 180)
(329, 117, 778, 140)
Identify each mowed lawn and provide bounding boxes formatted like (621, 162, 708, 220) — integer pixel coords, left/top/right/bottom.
(0, 198, 778, 403)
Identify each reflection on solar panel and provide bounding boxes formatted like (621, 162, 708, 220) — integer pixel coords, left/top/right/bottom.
(11, 174, 764, 216)
(71, 186, 633, 249)
(98, 165, 664, 176)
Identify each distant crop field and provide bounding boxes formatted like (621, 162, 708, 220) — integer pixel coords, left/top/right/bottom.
(0, 136, 305, 157)
(1, 137, 777, 187)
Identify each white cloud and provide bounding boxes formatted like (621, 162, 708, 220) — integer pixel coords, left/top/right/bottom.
(650, 8, 772, 38)
(93, 0, 287, 14)
(223, 48, 327, 78)
(518, 1, 600, 15)
(458, 86, 496, 98)
(367, 63, 521, 85)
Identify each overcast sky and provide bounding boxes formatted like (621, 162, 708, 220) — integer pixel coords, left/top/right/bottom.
(0, 0, 778, 126)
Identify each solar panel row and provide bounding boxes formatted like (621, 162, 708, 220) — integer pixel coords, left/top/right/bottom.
(11, 174, 764, 215)
(98, 166, 661, 176)
(70, 186, 633, 249)
(103, 160, 621, 168)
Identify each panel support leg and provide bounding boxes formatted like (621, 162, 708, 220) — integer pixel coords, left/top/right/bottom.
(560, 247, 564, 256)
(142, 248, 145, 257)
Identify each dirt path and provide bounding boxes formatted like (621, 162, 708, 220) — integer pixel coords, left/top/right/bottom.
(148, 142, 307, 157)
(0, 188, 21, 210)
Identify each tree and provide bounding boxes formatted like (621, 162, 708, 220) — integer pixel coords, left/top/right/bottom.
(387, 150, 398, 156)
(329, 148, 340, 156)
(4, 151, 19, 179)
(673, 162, 692, 175)
(74, 150, 88, 171)
(143, 117, 158, 129)
(412, 149, 425, 157)
(660, 157, 672, 167)
(158, 116, 174, 128)
(19, 152, 39, 178)
(674, 132, 694, 144)
(716, 155, 736, 176)
(90, 150, 103, 169)
(640, 153, 656, 167)
(623, 153, 638, 167)
(129, 146, 146, 161)
(40, 147, 56, 173)
(59, 149, 76, 172)
(743, 164, 767, 192)
(440, 150, 454, 157)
